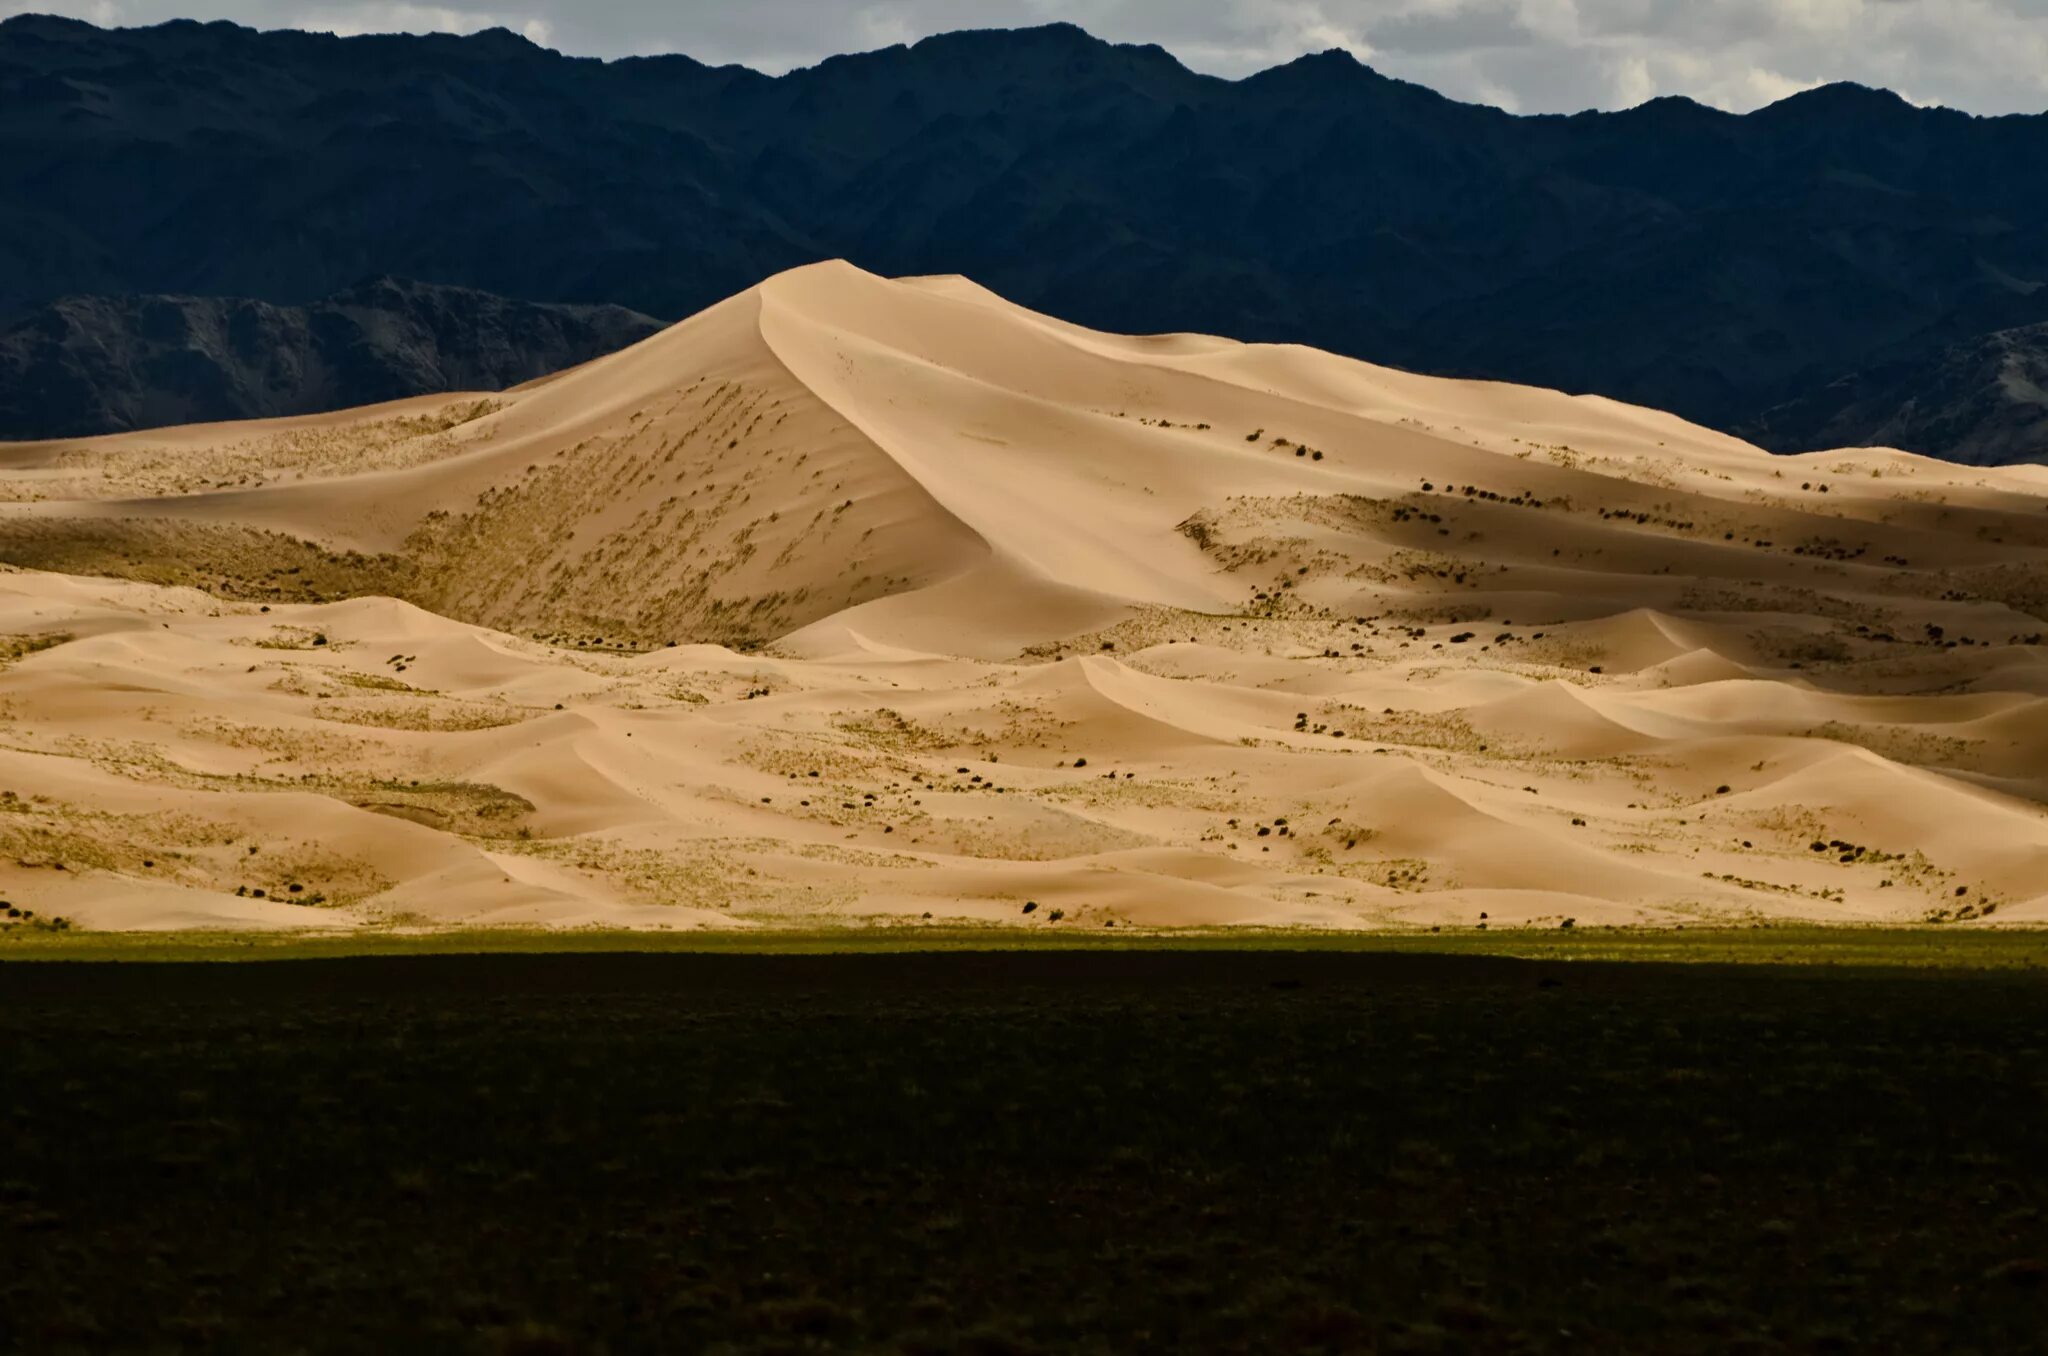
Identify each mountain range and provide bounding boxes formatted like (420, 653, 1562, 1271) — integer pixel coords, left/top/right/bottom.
(3, 13, 2047, 461)
(1748, 322, 2048, 466)
(0, 277, 662, 438)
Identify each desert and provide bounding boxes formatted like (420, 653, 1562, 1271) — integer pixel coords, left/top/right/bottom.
(13, 11, 2048, 1354)
(2, 261, 2044, 937)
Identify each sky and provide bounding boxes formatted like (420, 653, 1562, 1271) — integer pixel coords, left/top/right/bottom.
(7, 0, 2048, 116)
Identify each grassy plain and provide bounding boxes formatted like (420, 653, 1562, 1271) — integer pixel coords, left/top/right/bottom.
(3, 939, 2045, 1352)
(8, 924, 2048, 966)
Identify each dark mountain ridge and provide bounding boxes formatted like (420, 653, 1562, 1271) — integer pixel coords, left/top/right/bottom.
(1746, 321, 2048, 465)
(0, 277, 664, 439)
(4, 14, 2048, 456)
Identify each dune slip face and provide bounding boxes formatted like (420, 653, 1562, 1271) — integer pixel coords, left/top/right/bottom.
(3, 261, 2047, 934)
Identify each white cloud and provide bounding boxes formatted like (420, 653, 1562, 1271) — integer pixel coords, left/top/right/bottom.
(281, 2, 533, 39)
(1611, 51, 1654, 108)
(2, 0, 123, 18)
(854, 4, 920, 47)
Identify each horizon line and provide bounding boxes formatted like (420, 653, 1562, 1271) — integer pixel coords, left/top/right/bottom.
(4, 11, 2034, 121)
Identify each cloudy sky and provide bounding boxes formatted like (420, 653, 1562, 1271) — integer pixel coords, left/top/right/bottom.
(9, 0, 2048, 115)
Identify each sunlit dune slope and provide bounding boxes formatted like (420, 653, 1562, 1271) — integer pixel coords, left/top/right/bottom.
(3, 261, 2048, 932)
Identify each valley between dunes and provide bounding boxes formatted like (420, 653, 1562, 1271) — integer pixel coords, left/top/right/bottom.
(3, 261, 2048, 933)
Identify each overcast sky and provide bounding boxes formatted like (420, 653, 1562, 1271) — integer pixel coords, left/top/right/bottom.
(9, 0, 2048, 115)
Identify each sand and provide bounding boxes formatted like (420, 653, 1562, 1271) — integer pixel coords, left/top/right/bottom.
(2, 260, 2046, 933)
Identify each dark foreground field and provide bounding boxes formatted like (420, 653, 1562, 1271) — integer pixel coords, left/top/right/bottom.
(3, 947, 2045, 1353)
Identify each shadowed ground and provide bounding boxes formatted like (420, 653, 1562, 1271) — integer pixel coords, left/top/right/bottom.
(4, 945, 2044, 1353)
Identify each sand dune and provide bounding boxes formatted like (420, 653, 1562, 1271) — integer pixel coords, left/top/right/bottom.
(3, 261, 2047, 932)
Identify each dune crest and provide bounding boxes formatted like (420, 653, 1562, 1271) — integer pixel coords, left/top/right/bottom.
(3, 262, 2047, 932)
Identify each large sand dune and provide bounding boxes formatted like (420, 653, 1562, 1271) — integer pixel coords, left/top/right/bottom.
(3, 261, 2047, 932)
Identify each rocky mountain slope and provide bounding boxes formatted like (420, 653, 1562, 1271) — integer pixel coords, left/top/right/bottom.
(0, 277, 664, 438)
(1746, 323, 2048, 466)
(6, 15, 2048, 455)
